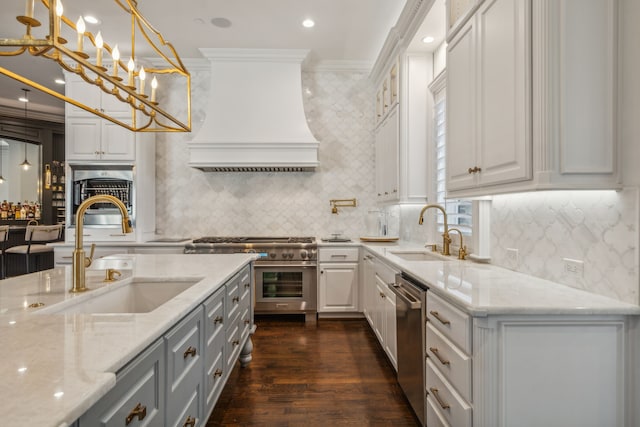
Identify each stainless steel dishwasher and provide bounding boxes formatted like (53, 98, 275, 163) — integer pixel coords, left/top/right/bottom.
(389, 273, 427, 426)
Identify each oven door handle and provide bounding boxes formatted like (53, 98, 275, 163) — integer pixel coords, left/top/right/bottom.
(255, 264, 317, 268)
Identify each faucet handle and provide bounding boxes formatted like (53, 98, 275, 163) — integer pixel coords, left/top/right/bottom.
(458, 246, 467, 260)
(84, 243, 96, 268)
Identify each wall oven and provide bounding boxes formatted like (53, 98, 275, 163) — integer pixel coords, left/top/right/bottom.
(68, 165, 134, 227)
(185, 237, 318, 322)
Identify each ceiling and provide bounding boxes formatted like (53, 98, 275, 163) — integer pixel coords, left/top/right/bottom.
(0, 0, 445, 115)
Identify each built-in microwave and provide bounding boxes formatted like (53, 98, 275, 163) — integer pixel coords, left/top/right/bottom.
(68, 165, 135, 227)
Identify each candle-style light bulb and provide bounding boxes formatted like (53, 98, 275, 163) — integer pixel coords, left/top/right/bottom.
(76, 16, 85, 52)
(139, 67, 146, 95)
(127, 57, 135, 87)
(55, 1, 63, 38)
(151, 76, 158, 102)
(25, 0, 35, 19)
(95, 31, 103, 67)
(112, 45, 120, 78)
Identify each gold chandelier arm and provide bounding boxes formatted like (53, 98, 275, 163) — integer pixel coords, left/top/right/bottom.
(0, 46, 29, 57)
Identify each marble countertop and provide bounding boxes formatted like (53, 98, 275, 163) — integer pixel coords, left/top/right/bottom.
(0, 253, 257, 427)
(361, 242, 640, 316)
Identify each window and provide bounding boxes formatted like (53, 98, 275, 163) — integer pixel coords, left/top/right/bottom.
(431, 74, 472, 244)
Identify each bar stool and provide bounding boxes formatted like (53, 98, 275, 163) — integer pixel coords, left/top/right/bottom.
(5, 224, 63, 275)
(0, 225, 9, 279)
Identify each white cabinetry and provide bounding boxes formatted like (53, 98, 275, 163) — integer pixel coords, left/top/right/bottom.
(446, 0, 620, 197)
(318, 247, 359, 313)
(373, 54, 431, 204)
(361, 252, 398, 371)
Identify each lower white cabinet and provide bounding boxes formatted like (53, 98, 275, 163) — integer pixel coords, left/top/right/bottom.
(79, 338, 165, 426)
(78, 263, 254, 426)
(318, 247, 359, 313)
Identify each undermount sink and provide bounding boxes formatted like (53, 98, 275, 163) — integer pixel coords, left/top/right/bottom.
(389, 251, 450, 262)
(42, 279, 201, 315)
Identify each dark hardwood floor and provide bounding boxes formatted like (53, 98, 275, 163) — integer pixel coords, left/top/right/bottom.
(206, 315, 420, 426)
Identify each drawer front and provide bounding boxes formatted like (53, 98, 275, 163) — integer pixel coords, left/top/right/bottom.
(319, 247, 359, 262)
(426, 322, 472, 402)
(426, 358, 472, 427)
(81, 339, 164, 426)
(225, 275, 241, 325)
(426, 395, 451, 427)
(225, 322, 241, 371)
(239, 304, 251, 342)
(165, 307, 203, 396)
(427, 292, 471, 353)
(205, 347, 226, 416)
(167, 384, 201, 427)
(204, 288, 225, 347)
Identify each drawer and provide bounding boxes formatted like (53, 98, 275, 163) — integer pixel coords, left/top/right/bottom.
(426, 394, 451, 427)
(203, 288, 225, 346)
(319, 247, 359, 262)
(80, 339, 164, 426)
(167, 383, 200, 427)
(225, 276, 241, 325)
(165, 307, 203, 397)
(426, 358, 472, 427)
(205, 346, 226, 415)
(426, 322, 472, 402)
(427, 292, 471, 354)
(239, 304, 251, 342)
(225, 322, 241, 371)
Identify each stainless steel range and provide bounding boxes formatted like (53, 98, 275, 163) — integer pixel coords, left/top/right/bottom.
(185, 237, 318, 322)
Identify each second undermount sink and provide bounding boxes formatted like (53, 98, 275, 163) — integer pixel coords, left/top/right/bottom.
(43, 278, 202, 315)
(389, 251, 450, 262)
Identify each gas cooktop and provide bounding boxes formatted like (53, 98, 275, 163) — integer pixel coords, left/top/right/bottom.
(191, 236, 316, 244)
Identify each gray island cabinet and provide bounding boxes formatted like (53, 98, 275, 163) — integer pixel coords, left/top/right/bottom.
(78, 264, 253, 427)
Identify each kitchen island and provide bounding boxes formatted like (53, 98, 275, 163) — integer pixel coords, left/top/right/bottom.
(0, 253, 257, 426)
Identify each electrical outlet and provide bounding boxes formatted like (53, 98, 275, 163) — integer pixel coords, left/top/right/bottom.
(563, 258, 584, 277)
(506, 248, 519, 269)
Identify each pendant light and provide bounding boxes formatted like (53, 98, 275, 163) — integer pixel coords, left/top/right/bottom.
(19, 88, 31, 171)
(0, 139, 5, 183)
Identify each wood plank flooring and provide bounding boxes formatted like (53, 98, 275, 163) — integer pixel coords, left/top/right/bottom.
(206, 315, 420, 426)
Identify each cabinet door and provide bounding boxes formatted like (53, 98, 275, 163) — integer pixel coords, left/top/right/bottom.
(446, 19, 477, 191)
(476, 0, 531, 187)
(66, 119, 101, 161)
(383, 107, 400, 201)
(101, 122, 136, 160)
(361, 254, 376, 326)
(383, 283, 397, 370)
(65, 76, 101, 117)
(318, 263, 359, 312)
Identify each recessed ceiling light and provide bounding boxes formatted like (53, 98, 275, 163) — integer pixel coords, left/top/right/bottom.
(211, 17, 232, 28)
(84, 15, 100, 25)
(422, 36, 435, 44)
(302, 19, 315, 28)
(18, 96, 28, 103)
(55, 78, 65, 85)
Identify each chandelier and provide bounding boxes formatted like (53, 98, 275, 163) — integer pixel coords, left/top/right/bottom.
(0, 0, 191, 132)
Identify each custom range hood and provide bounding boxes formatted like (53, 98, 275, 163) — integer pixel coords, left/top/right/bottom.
(188, 49, 320, 172)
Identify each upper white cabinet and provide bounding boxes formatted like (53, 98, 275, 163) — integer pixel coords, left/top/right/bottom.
(374, 54, 431, 204)
(64, 72, 139, 162)
(446, 0, 620, 198)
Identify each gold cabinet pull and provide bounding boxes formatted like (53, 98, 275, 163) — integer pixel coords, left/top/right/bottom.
(232, 339, 240, 347)
(232, 296, 240, 303)
(213, 368, 223, 378)
(244, 319, 250, 325)
(183, 346, 197, 359)
(125, 403, 147, 425)
(467, 166, 482, 174)
(183, 416, 196, 427)
(213, 316, 223, 324)
(429, 347, 451, 366)
(429, 387, 451, 410)
(244, 282, 251, 289)
(430, 310, 451, 325)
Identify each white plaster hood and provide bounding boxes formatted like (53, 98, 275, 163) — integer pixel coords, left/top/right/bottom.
(188, 48, 320, 172)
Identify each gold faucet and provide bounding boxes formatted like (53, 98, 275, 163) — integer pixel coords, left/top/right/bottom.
(418, 204, 451, 256)
(71, 195, 133, 293)
(448, 228, 467, 260)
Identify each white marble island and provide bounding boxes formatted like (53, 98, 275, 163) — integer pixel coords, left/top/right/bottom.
(0, 253, 257, 427)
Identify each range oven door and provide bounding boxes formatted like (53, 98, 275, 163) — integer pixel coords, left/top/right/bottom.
(254, 264, 317, 313)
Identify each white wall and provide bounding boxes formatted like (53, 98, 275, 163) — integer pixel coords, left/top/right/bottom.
(155, 68, 377, 239)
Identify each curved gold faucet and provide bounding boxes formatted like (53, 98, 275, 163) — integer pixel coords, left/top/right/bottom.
(418, 204, 451, 256)
(448, 228, 467, 260)
(71, 195, 133, 293)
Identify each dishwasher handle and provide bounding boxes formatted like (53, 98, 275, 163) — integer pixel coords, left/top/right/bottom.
(389, 283, 422, 310)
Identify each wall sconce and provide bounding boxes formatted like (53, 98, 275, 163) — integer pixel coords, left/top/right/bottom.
(330, 198, 357, 214)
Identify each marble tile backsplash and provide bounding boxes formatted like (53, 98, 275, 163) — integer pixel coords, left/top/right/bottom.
(490, 188, 639, 305)
(155, 69, 377, 240)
